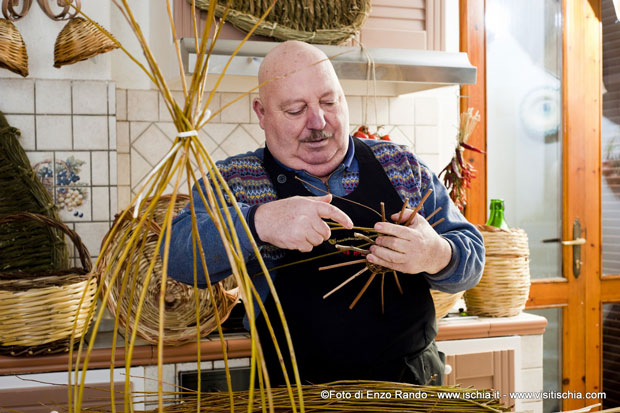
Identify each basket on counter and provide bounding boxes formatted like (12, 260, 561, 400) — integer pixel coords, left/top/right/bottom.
(97, 195, 239, 346)
(0, 213, 96, 356)
(191, 0, 371, 45)
(464, 225, 531, 317)
(431, 290, 464, 319)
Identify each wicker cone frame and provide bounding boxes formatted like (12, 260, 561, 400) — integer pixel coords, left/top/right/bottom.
(98, 195, 239, 345)
(0, 212, 96, 356)
(464, 225, 531, 317)
(192, 0, 371, 45)
(0, 18, 28, 77)
(54, 17, 118, 68)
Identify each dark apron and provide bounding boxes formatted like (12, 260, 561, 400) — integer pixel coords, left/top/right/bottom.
(255, 137, 444, 385)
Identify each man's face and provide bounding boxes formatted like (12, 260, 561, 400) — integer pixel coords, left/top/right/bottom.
(253, 62, 350, 178)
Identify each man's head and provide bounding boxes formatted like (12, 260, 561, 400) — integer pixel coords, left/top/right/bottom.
(253, 41, 350, 178)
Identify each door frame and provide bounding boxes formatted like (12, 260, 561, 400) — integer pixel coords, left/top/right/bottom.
(459, 0, 612, 409)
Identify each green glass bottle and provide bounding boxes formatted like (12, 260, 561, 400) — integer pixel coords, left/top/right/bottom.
(486, 199, 510, 229)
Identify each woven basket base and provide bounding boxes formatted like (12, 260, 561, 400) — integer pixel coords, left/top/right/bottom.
(0, 336, 83, 357)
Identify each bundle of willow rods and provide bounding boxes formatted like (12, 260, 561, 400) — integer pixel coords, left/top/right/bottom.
(0, 111, 67, 272)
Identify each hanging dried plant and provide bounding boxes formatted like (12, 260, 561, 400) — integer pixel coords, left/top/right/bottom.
(439, 108, 483, 211)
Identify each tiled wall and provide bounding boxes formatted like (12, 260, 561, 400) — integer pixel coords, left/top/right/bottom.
(0, 78, 117, 262)
(117, 86, 459, 205)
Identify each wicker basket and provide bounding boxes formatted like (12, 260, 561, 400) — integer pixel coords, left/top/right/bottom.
(0, 18, 28, 77)
(192, 0, 371, 45)
(54, 17, 118, 68)
(0, 213, 96, 356)
(431, 290, 464, 319)
(97, 195, 239, 346)
(464, 225, 531, 317)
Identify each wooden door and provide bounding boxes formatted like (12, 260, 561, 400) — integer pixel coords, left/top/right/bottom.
(460, 0, 616, 411)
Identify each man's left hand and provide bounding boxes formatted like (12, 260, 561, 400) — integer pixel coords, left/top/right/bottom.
(366, 209, 452, 275)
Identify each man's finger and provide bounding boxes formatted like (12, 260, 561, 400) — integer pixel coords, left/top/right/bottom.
(316, 202, 353, 229)
(374, 221, 414, 238)
(375, 236, 409, 254)
(370, 245, 407, 264)
(312, 219, 332, 240)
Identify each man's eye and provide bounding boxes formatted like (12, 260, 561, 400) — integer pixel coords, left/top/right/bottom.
(321, 101, 336, 107)
(286, 107, 306, 116)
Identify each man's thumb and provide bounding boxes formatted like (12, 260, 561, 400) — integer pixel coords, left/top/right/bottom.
(314, 193, 333, 203)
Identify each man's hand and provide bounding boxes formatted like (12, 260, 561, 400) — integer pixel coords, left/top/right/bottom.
(367, 209, 452, 274)
(254, 194, 353, 252)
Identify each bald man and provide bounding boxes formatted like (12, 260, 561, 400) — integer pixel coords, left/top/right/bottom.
(167, 41, 484, 385)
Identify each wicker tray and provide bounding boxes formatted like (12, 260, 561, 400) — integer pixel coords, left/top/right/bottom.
(192, 0, 371, 45)
(0, 213, 96, 356)
(464, 225, 531, 317)
(97, 195, 239, 346)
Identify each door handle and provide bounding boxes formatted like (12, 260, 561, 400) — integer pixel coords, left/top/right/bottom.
(541, 219, 585, 278)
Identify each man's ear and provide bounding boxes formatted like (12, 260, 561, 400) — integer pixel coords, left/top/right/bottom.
(252, 98, 266, 129)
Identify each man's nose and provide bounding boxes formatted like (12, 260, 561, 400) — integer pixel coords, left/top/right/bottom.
(306, 104, 326, 130)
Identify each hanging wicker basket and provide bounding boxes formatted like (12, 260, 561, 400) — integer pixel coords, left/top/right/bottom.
(0, 18, 28, 77)
(0, 213, 96, 356)
(53, 17, 118, 68)
(191, 0, 371, 45)
(464, 225, 531, 317)
(97, 195, 239, 346)
(431, 290, 464, 319)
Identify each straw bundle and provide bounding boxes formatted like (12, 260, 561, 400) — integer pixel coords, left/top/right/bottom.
(54, 17, 118, 68)
(0, 18, 28, 77)
(192, 0, 371, 44)
(464, 225, 531, 317)
(0, 212, 96, 356)
(0, 112, 67, 272)
(98, 195, 239, 345)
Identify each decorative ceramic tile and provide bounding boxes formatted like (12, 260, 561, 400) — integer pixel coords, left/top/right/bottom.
(363, 96, 389, 125)
(419, 154, 440, 175)
(55, 152, 91, 186)
(74, 221, 110, 256)
(210, 147, 229, 162)
(57, 186, 91, 222)
(109, 152, 117, 186)
(5, 114, 35, 150)
(131, 151, 153, 192)
(73, 115, 109, 150)
(117, 154, 131, 186)
(116, 121, 130, 153)
(197, 130, 218, 153)
(27, 151, 54, 196)
(220, 93, 250, 123)
(35, 79, 71, 114)
(414, 96, 439, 125)
(91, 187, 110, 222)
(117, 185, 131, 211)
(110, 186, 118, 216)
(346, 96, 363, 125)
(389, 95, 415, 125)
(108, 116, 116, 150)
(158, 91, 184, 122)
(91, 151, 109, 186)
(72, 81, 109, 115)
(213, 357, 250, 369)
(414, 125, 440, 154)
(108, 82, 116, 115)
(130, 121, 151, 143)
(127, 90, 159, 122)
(132, 124, 172, 166)
(219, 125, 259, 156)
(0, 78, 34, 114)
(203, 123, 236, 144)
(36, 115, 72, 150)
(116, 89, 127, 121)
(392, 125, 415, 147)
(154, 122, 179, 141)
(241, 124, 265, 146)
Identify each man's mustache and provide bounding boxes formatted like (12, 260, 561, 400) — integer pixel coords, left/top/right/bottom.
(300, 131, 334, 142)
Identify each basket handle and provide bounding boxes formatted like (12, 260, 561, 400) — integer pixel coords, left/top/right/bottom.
(0, 212, 92, 272)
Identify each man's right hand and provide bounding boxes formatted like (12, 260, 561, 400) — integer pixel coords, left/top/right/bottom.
(253, 194, 353, 252)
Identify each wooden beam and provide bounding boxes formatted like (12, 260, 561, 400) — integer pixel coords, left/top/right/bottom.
(526, 279, 569, 308)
